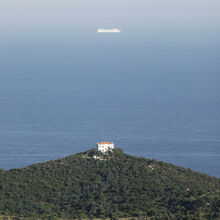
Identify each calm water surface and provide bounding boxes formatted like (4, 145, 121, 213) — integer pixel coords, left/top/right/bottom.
(0, 31, 219, 177)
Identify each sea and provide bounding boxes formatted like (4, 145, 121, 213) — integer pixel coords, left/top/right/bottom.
(0, 30, 219, 177)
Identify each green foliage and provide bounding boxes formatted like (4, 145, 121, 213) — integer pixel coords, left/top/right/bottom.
(0, 148, 219, 219)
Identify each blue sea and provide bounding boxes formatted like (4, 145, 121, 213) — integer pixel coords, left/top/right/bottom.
(0, 30, 219, 177)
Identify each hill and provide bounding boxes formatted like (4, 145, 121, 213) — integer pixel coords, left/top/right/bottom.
(0, 148, 219, 219)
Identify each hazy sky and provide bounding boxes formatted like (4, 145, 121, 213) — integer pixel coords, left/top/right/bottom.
(1, 0, 220, 41)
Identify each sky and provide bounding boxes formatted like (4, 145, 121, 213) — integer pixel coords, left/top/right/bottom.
(0, 0, 220, 43)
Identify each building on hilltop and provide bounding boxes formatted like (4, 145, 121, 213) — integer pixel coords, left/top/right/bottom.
(97, 142, 114, 153)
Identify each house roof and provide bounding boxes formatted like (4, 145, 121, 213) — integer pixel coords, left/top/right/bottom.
(97, 142, 113, 145)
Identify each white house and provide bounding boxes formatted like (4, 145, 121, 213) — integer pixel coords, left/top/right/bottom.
(97, 142, 114, 153)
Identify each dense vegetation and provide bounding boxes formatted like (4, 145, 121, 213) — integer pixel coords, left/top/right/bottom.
(0, 148, 220, 219)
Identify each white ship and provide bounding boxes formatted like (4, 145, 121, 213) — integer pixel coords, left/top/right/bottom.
(97, 28, 121, 33)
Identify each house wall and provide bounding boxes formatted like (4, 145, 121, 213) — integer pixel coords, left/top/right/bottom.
(97, 143, 114, 153)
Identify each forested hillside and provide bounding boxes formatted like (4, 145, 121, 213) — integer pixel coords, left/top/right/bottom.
(0, 148, 219, 219)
